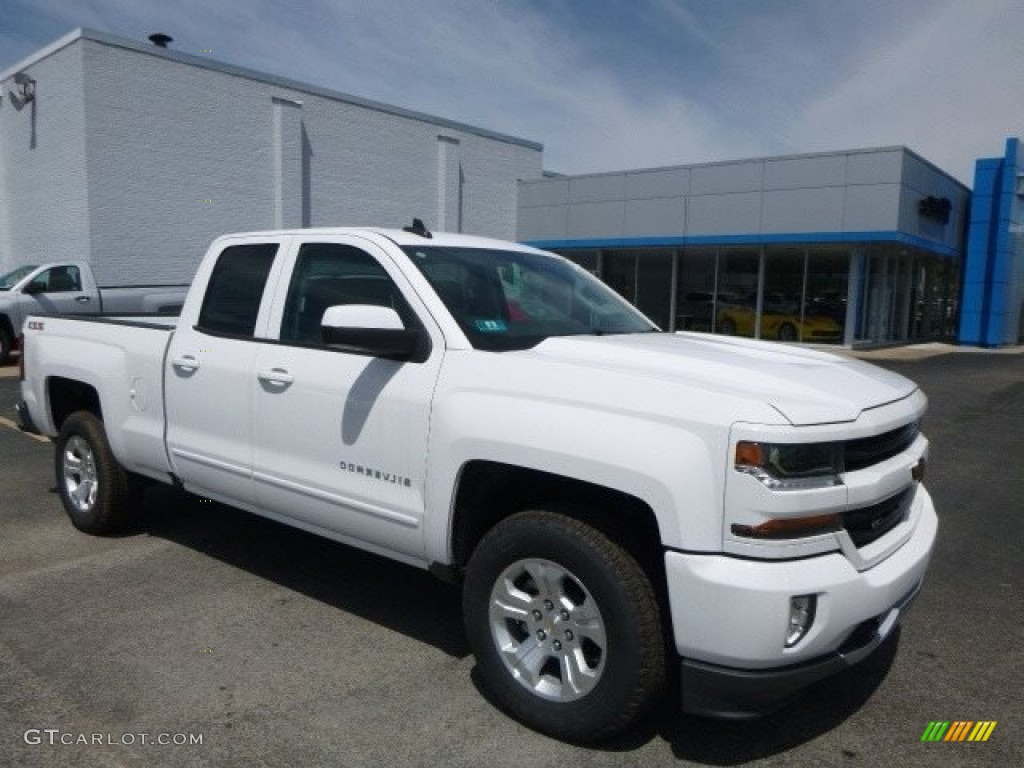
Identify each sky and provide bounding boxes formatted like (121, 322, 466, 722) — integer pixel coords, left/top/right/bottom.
(2, 0, 1022, 184)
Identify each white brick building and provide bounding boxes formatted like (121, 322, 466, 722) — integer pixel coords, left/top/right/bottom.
(0, 29, 543, 283)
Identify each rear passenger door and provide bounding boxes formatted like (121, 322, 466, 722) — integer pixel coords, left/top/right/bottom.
(250, 236, 443, 559)
(164, 238, 286, 509)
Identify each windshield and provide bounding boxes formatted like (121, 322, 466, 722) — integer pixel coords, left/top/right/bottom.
(402, 246, 657, 351)
(0, 265, 37, 291)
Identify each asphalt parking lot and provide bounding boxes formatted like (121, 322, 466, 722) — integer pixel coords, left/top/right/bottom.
(1, 348, 1021, 768)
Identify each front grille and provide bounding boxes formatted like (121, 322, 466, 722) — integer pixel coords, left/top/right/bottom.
(844, 422, 919, 472)
(843, 488, 913, 547)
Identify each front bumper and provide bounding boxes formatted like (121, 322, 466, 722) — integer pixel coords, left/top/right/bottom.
(680, 578, 920, 717)
(667, 485, 937, 717)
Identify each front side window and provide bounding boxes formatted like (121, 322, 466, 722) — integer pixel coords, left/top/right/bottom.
(197, 243, 278, 337)
(280, 243, 416, 345)
(27, 265, 81, 293)
(403, 246, 656, 351)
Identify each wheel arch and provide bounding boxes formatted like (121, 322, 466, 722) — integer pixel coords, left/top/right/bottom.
(47, 376, 103, 431)
(449, 461, 667, 594)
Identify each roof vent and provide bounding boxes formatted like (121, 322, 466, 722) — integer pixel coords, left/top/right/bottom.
(403, 218, 433, 239)
(148, 33, 173, 48)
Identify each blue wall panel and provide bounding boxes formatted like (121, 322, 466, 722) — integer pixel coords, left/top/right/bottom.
(958, 138, 1024, 346)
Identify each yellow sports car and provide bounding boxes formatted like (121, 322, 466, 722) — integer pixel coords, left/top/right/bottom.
(717, 295, 842, 342)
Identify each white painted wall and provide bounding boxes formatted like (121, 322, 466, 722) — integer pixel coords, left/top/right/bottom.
(0, 31, 543, 283)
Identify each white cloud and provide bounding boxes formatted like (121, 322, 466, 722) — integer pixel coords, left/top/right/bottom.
(5, 0, 1024, 182)
(789, 0, 1024, 182)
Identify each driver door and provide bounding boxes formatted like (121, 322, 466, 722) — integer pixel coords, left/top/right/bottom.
(250, 236, 444, 560)
(20, 265, 93, 315)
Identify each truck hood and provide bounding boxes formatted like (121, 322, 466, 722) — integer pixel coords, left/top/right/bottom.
(528, 332, 917, 426)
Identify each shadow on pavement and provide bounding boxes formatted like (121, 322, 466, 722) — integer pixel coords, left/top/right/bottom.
(135, 484, 469, 659)
(135, 479, 900, 757)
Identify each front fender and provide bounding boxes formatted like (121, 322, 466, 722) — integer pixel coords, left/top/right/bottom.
(422, 387, 728, 563)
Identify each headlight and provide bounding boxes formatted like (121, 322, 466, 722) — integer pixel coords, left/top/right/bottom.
(735, 440, 843, 490)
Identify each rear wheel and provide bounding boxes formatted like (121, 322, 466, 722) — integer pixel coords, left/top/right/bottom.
(778, 322, 798, 342)
(55, 411, 133, 533)
(718, 317, 737, 335)
(463, 510, 666, 742)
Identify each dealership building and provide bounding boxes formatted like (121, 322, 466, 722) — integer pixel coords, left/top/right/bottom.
(2, 28, 1022, 347)
(518, 145, 1024, 347)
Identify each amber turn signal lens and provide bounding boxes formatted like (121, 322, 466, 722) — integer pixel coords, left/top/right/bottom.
(735, 441, 765, 468)
(731, 513, 840, 539)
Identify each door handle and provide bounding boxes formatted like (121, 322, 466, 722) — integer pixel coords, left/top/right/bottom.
(171, 354, 200, 372)
(75, 295, 92, 303)
(257, 368, 294, 386)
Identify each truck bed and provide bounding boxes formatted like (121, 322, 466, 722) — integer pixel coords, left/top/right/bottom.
(20, 313, 175, 482)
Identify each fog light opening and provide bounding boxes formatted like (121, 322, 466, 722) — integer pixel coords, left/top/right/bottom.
(786, 595, 817, 648)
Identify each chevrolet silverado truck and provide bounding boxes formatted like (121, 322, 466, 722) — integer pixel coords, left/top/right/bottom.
(17, 223, 937, 741)
(0, 261, 187, 364)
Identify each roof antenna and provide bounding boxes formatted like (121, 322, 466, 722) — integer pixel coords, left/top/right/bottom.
(403, 218, 432, 238)
(148, 33, 173, 48)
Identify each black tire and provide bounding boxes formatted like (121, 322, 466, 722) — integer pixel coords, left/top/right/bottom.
(778, 322, 798, 342)
(718, 317, 737, 336)
(463, 510, 666, 742)
(55, 411, 132, 534)
(0, 325, 11, 366)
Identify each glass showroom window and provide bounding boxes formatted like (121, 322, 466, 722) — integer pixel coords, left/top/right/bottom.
(940, 257, 960, 339)
(805, 249, 849, 344)
(635, 250, 673, 330)
(603, 250, 673, 329)
(715, 248, 760, 337)
(759, 247, 848, 345)
(762, 248, 807, 342)
(913, 254, 957, 340)
(676, 248, 718, 332)
(859, 246, 917, 344)
(603, 250, 637, 302)
(558, 250, 600, 276)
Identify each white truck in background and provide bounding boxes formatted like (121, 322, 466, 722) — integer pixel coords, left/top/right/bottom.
(17, 223, 937, 741)
(0, 262, 187, 363)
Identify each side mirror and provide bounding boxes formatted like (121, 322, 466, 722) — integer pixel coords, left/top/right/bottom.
(22, 282, 44, 295)
(320, 305, 424, 362)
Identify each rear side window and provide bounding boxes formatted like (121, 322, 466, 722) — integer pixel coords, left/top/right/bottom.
(197, 243, 278, 337)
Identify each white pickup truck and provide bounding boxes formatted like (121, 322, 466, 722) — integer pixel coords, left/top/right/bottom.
(18, 223, 937, 741)
(0, 261, 187, 363)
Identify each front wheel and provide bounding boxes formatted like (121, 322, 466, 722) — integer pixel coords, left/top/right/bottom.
(55, 411, 133, 534)
(463, 510, 666, 742)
